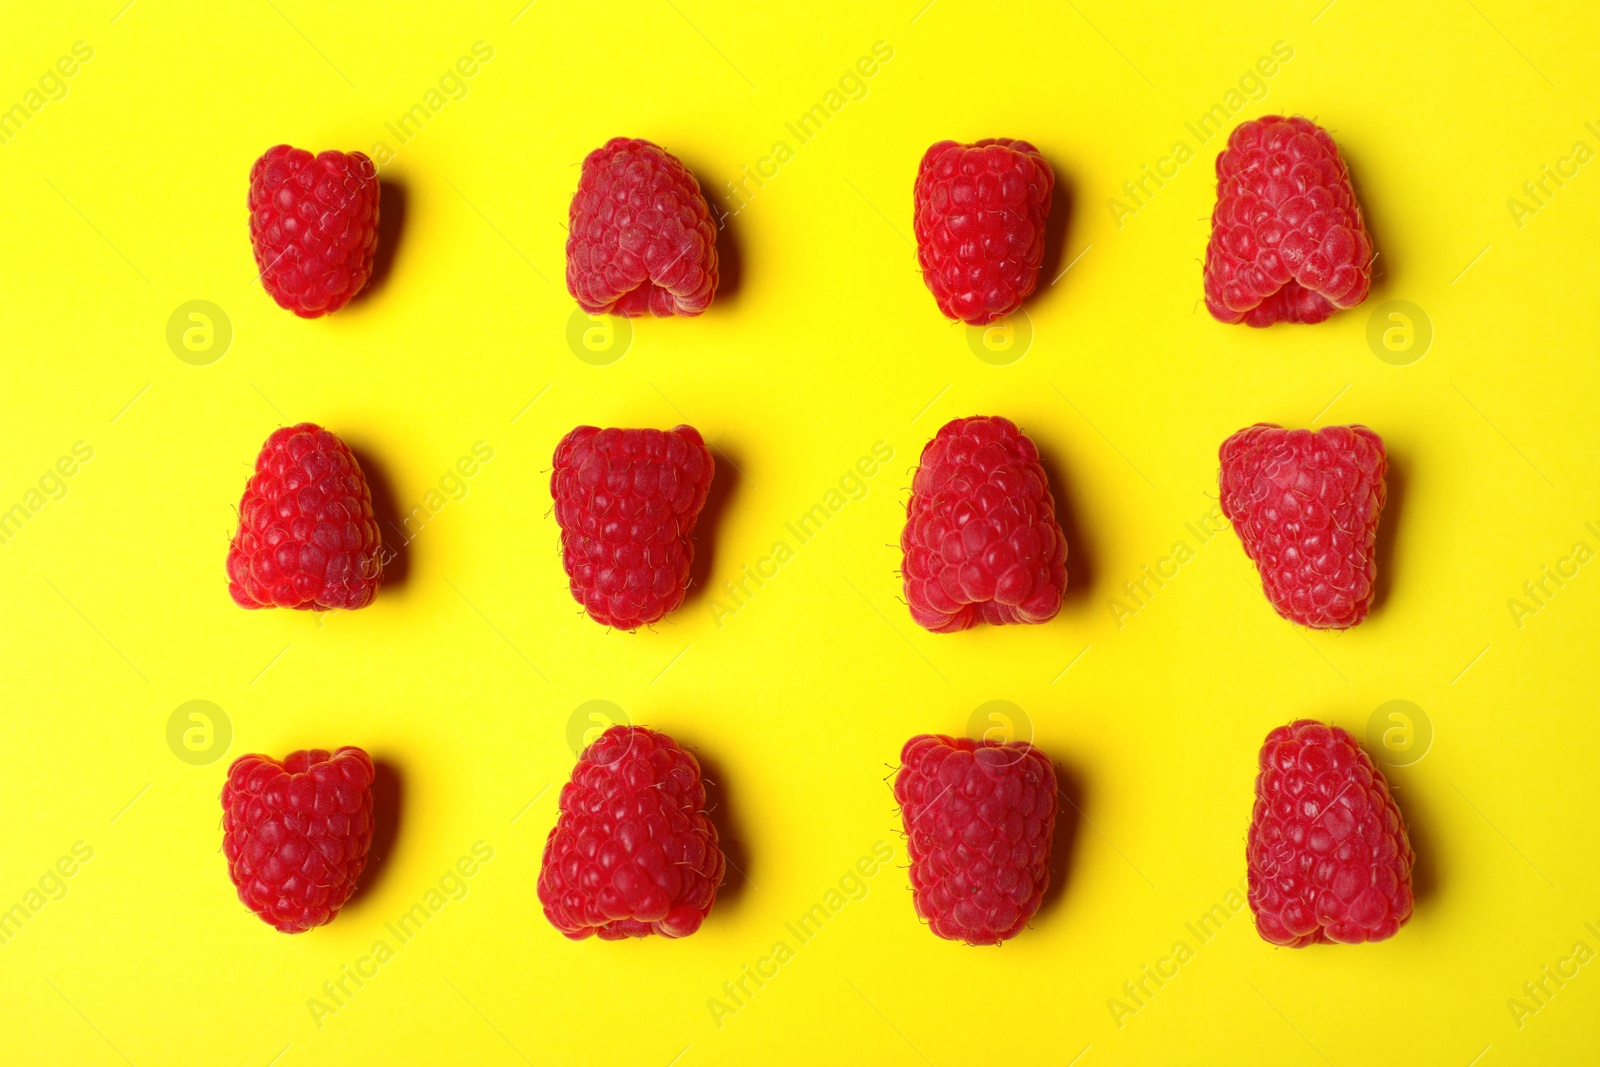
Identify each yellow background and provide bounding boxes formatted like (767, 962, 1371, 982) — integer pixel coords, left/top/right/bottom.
(2, 1, 1598, 1063)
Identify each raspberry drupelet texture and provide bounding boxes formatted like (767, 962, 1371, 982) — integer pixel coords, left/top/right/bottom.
(566, 138, 719, 317)
(895, 734, 1057, 945)
(914, 139, 1055, 325)
(1220, 423, 1387, 630)
(901, 416, 1067, 633)
(227, 423, 383, 611)
(1203, 116, 1372, 326)
(1248, 721, 1414, 946)
(248, 145, 379, 318)
(538, 726, 725, 940)
(221, 747, 375, 934)
(550, 425, 714, 630)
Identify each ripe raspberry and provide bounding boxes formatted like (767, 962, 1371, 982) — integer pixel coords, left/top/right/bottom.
(221, 747, 375, 934)
(1248, 720, 1414, 946)
(914, 139, 1054, 325)
(1220, 423, 1386, 629)
(894, 734, 1056, 945)
(566, 138, 719, 316)
(1203, 116, 1372, 326)
(227, 423, 383, 611)
(901, 416, 1067, 633)
(538, 726, 724, 940)
(550, 425, 714, 630)
(248, 145, 379, 318)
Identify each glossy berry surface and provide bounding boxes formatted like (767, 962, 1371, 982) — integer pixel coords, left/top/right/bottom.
(1248, 720, 1414, 946)
(901, 415, 1067, 633)
(895, 734, 1057, 945)
(566, 137, 719, 316)
(914, 138, 1054, 325)
(1203, 116, 1371, 326)
(227, 423, 383, 611)
(538, 726, 724, 940)
(248, 145, 379, 318)
(1220, 423, 1386, 630)
(221, 747, 375, 934)
(550, 425, 714, 630)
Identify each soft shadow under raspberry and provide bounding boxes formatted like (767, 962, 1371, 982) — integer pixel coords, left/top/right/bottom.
(1371, 449, 1405, 615)
(1036, 757, 1085, 925)
(678, 739, 752, 917)
(1383, 763, 1436, 911)
(346, 443, 410, 593)
(677, 157, 744, 308)
(1036, 156, 1078, 301)
(344, 758, 403, 910)
(347, 176, 408, 309)
(1338, 146, 1389, 290)
(1033, 440, 1095, 609)
(684, 444, 741, 612)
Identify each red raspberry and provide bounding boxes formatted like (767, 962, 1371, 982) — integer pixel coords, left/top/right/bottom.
(1248, 721, 1414, 946)
(900, 416, 1067, 633)
(538, 726, 724, 940)
(248, 145, 379, 318)
(1220, 423, 1386, 629)
(221, 747, 375, 933)
(566, 138, 719, 317)
(227, 423, 383, 611)
(1203, 116, 1372, 326)
(550, 425, 714, 630)
(914, 138, 1054, 325)
(894, 734, 1057, 945)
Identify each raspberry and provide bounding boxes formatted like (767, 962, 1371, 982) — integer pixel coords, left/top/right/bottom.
(1203, 116, 1372, 326)
(566, 137, 719, 317)
(538, 726, 724, 940)
(1248, 721, 1414, 946)
(1220, 423, 1386, 629)
(227, 423, 383, 611)
(248, 145, 379, 318)
(894, 734, 1057, 945)
(550, 425, 714, 630)
(221, 747, 375, 933)
(900, 416, 1067, 633)
(914, 138, 1054, 325)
